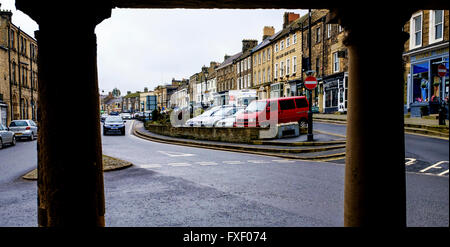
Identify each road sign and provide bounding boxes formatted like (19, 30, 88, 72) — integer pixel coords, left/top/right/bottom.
(437, 64, 447, 77)
(304, 76, 317, 90)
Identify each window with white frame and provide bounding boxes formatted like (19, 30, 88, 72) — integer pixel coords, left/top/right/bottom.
(410, 12, 423, 49)
(254, 72, 257, 84)
(293, 56, 297, 73)
(248, 74, 251, 87)
(258, 53, 261, 65)
(244, 59, 247, 71)
(248, 57, 251, 69)
(263, 50, 266, 62)
(327, 24, 332, 38)
(240, 61, 243, 72)
(275, 63, 278, 78)
(268, 67, 271, 81)
(275, 43, 279, 52)
(316, 27, 321, 43)
(280, 61, 285, 76)
(293, 33, 297, 44)
(286, 58, 290, 75)
(254, 55, 257, 65)
(258, 70, 261, 84)
(333, 52, 340, 73)
(281, 40, 284, 50)
(287, 36, 290, 47)
(339, 25, 343, 32)
(430, 10, 444, 43)
(237, 62, 240, 73)
(267, 48, 271, 60)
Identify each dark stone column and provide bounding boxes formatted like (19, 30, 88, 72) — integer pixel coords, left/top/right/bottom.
(329, 8, 414, 227)
(16, 3, 112, 226)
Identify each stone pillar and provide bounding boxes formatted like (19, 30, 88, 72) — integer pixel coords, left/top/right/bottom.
(329, 8, 414, 227)
(16, 2, 112, 226)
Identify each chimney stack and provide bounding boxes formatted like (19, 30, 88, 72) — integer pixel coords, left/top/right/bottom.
(242, 39, 258, 52)
(283, 12, 300, 28)
(224, 54, 231, 61)
(263, 26, 275, 40)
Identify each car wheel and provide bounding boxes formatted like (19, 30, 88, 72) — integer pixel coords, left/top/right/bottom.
(11, 136, 16, 146)
(0, 138, 3, 149)
(29, 132, 34, 141)
(298, 119, 308, 128)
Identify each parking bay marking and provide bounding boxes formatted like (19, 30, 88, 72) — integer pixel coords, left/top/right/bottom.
(272, 159, 296, 163)
(420, 161, 449, 173)
(405, 158, 416, 166)
(247, 160, 271, 164)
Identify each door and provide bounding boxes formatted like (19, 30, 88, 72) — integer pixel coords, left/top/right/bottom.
(294, 97, 309, 121)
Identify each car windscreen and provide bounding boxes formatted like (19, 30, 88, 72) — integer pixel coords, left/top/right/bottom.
(105, 117, 123, 123)
(202, 107, 220, 117)
(10, 121, 28, 127)
(246, 101, 267, 113)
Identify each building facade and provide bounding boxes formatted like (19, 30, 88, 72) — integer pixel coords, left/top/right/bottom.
(235, 39, 258, 91)
(403, 10, 449, 115)
(0, 9, 38, 125)
(215, 52, 241, 105)
(252, 26, 277, 100)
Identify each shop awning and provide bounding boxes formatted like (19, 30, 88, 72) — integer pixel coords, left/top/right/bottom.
(413, 62, 429, 74)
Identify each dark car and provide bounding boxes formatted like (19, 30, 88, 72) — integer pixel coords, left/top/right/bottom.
(103, 116, 126, 135)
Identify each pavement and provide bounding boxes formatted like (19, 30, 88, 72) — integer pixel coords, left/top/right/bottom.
(313, 113, 449, 139)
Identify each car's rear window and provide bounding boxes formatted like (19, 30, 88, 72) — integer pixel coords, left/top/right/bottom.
(295, 98, 308, 108)
(10, 121, 28, 127)
(279, 99, 296, 110)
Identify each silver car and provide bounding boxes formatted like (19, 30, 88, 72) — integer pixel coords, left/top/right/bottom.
(0, 124, 16, 148)
(9, 120, 38, 141)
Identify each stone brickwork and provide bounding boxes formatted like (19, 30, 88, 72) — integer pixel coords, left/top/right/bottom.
(0, 9, 38, 125)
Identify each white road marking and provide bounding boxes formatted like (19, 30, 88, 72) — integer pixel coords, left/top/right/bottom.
(223, 161, 244, 165)
(272, 159, 296, 163)
(247, 160, 271, 164)
(167, 162, 192, 167)
(420, 161, 449, 173)
(438, 170, 449, 176)
(195, 161, 218, 166)
(128, 120, 135, 136)
(157, 151, 195, 157)
(139, 164, 162, 168)
(405, 158, 416, 166)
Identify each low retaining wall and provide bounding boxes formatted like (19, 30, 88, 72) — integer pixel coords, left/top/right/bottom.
(145, 123, 269, 143)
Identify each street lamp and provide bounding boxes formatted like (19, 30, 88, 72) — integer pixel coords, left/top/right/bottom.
(202, 67, 209, 108)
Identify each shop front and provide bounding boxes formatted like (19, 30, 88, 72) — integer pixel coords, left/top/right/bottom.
(322, 72, 347, 114)
(407, 46, 449, 116)
(0, 101, 7, 126)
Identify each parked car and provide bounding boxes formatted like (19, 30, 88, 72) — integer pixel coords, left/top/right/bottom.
(235, 96, 309, 128)
(103, 116, 126, 135)
(100, 114, 109, 122)
(0, 124, 16, 148)
(121, 112, 132, 120)
(109, 111, 119, 116)
(202, 105, 246, 127)
(185, 106, 221, 127)
(215, 108, 246, 128)
(8, 120, 38, 141)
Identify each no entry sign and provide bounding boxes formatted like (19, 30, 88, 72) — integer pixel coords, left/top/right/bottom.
(437, 64, 447, 77)
(304, 76, 317, 90)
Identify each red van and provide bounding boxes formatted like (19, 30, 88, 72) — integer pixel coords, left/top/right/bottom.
(235, 96, 309, 128)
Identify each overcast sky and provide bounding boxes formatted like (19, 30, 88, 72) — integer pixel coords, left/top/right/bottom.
(2, 0, 307, 95)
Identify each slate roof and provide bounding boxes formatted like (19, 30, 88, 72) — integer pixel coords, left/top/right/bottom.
(216, 51, 243, 70)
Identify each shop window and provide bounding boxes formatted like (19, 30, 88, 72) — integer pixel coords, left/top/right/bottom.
(429, 10, 444, 43)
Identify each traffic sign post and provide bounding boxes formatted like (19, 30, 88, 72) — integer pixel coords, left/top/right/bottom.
(304, 76, 317, 141)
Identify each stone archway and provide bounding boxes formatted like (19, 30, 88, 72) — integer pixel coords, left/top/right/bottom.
(14, 0, 447, 227)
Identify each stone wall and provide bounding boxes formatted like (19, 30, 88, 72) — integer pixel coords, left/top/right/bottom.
(145, 123, 264, 143)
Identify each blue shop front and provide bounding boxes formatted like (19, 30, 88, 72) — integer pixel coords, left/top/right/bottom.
(406, 45, 449, 117)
